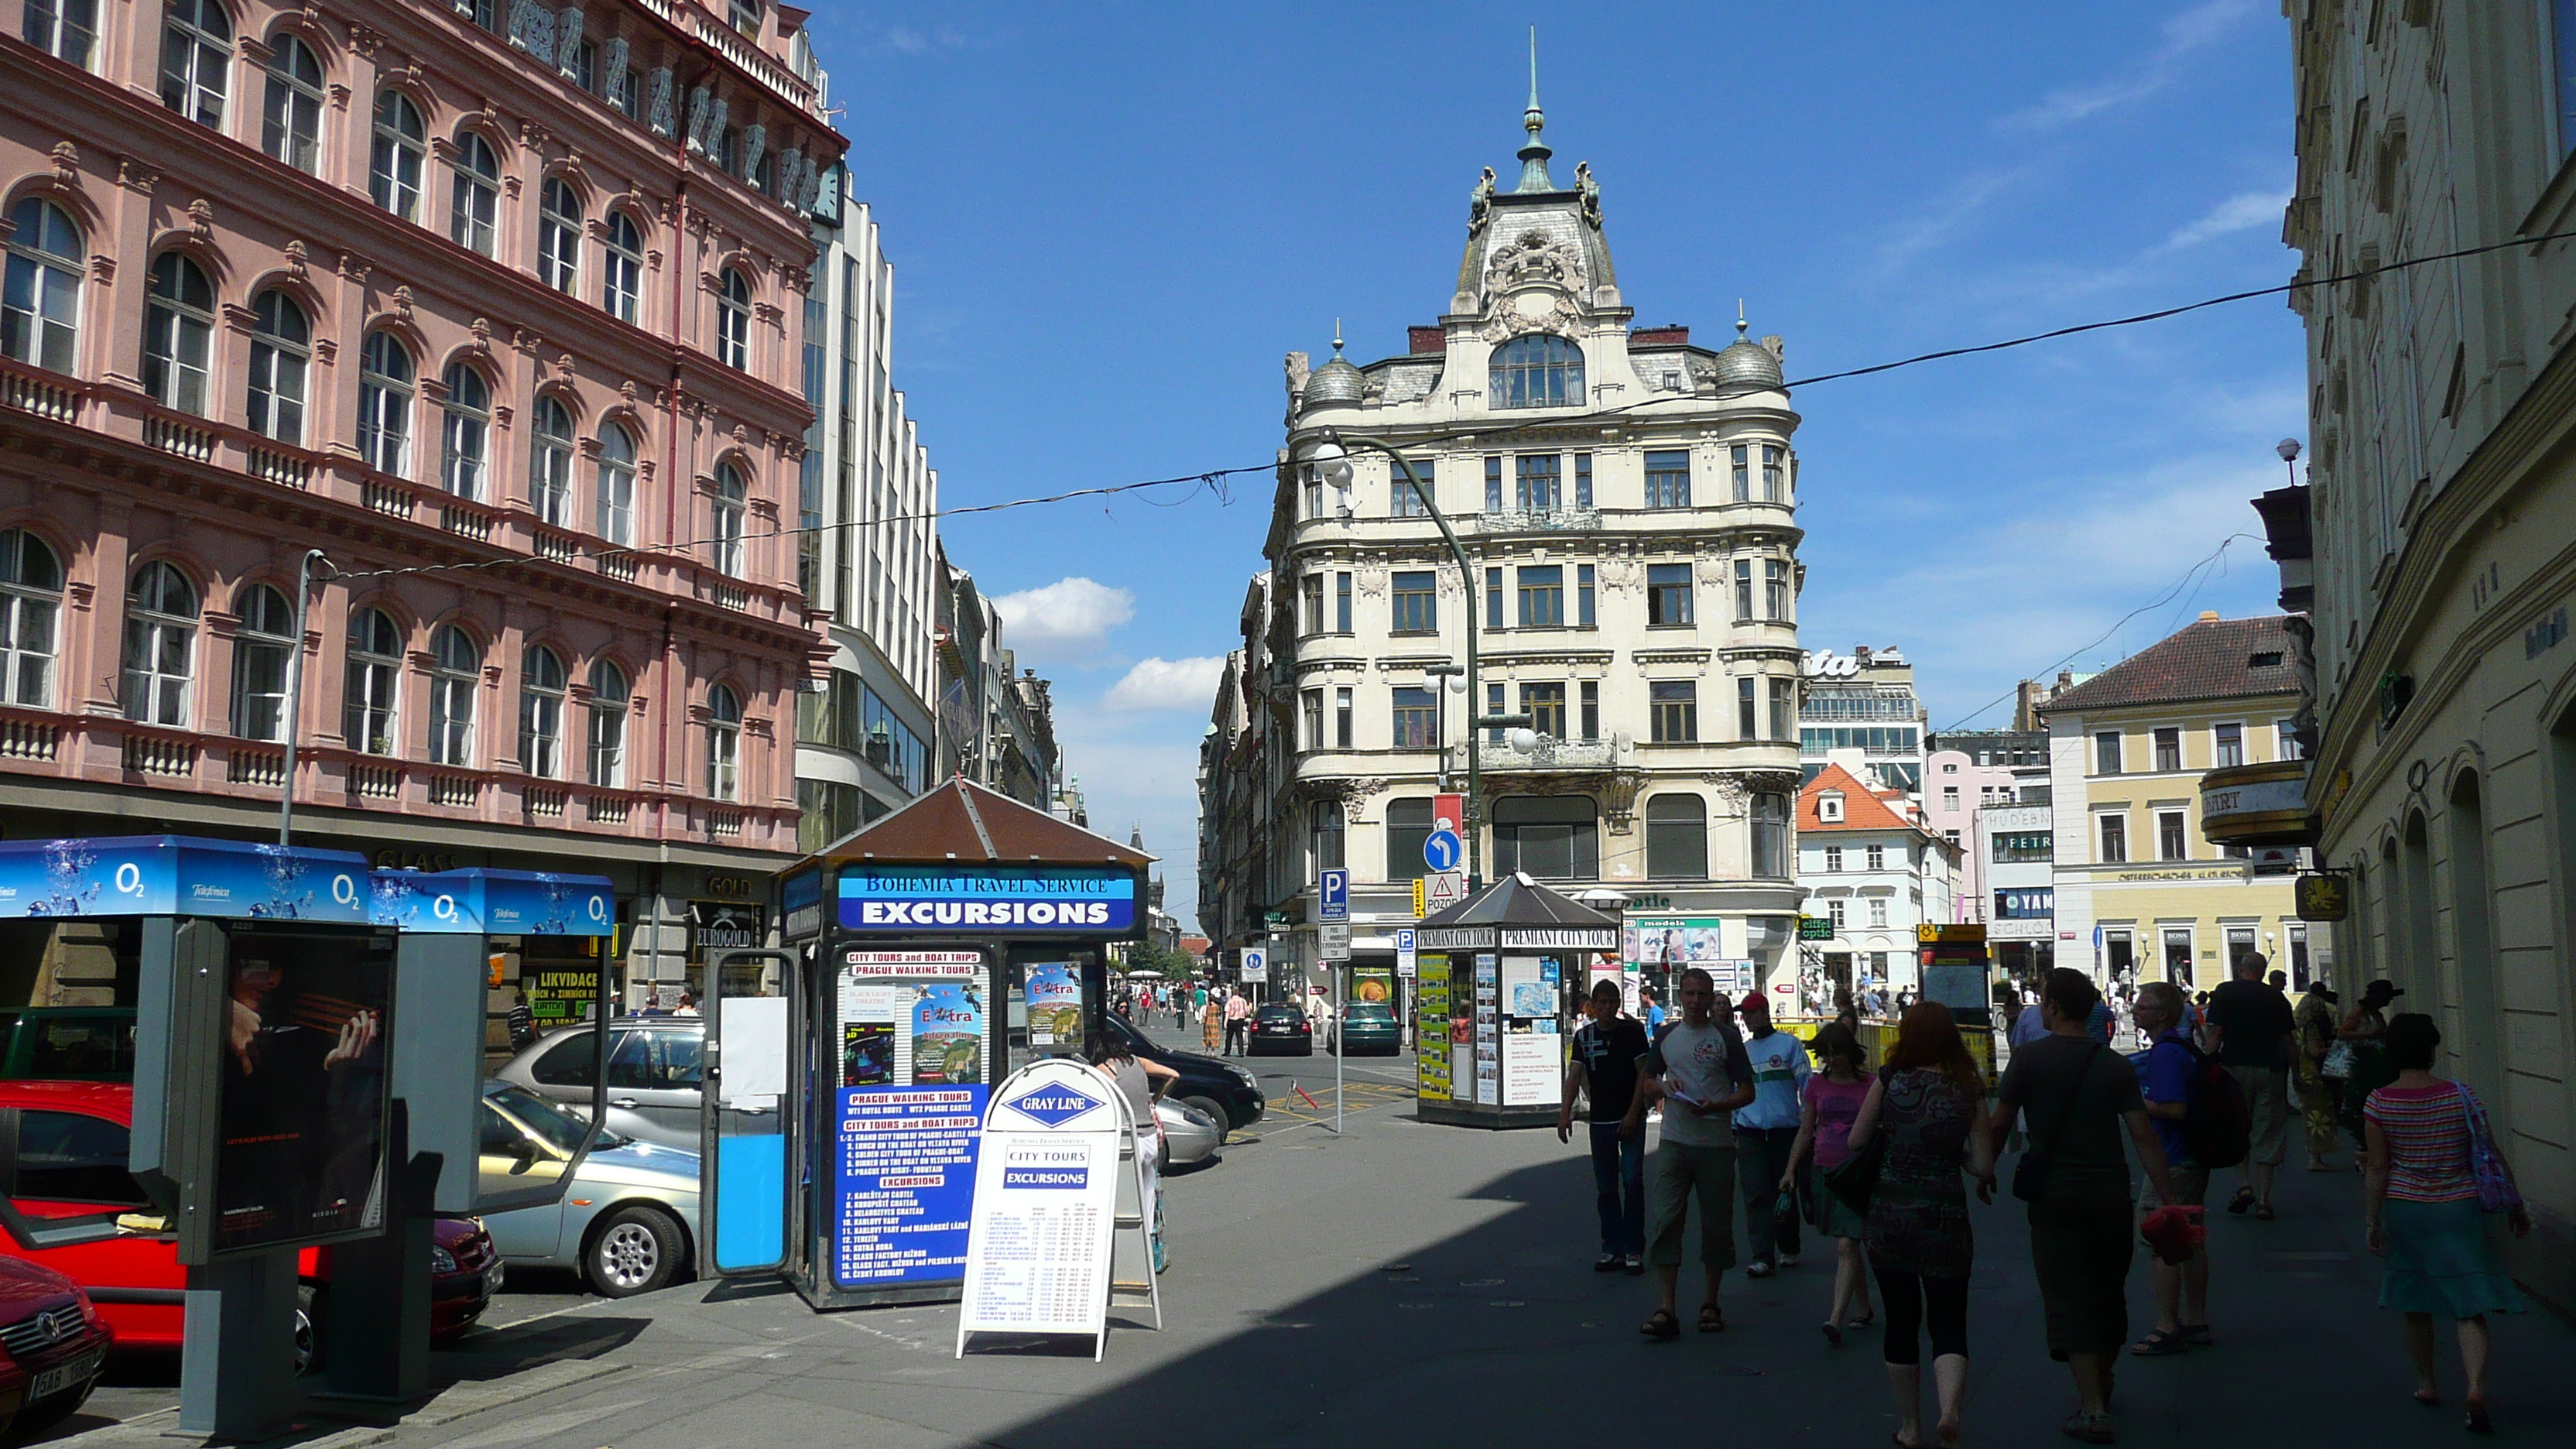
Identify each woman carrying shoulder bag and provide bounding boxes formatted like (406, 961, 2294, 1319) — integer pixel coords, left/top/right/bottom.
(2363, 1012, 2529, 1434)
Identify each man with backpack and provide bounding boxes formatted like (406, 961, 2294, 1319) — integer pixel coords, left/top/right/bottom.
(2129, 979, 2248, 1355)
(2203, 951, 2297, 1219)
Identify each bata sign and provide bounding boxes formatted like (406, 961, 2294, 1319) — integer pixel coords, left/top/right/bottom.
(838, 866, 1141, 935)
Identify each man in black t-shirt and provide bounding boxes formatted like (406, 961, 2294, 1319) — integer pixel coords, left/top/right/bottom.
(2204, 951, 2297, 1218)
(1560, 978, 1651, 1273)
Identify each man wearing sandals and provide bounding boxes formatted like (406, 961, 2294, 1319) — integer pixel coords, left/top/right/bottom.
(1623, 967, 1755, 1341)
(2203, 951, 2295, 1220)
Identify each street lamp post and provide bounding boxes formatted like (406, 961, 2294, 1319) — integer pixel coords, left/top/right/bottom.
(1308, 431, 1526, 892)
(278, 548, 332, 848)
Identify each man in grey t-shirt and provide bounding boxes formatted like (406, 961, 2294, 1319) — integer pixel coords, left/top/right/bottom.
(1624, 967, 1753, 1338)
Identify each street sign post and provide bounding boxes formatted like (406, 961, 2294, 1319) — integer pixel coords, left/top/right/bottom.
(1423, 828, 1464, 874)
(1317, 868, 1348, 923)
(1423, 870, 1468, 913)
(1318, 923, 1351, 961)
(1395, 927, 1417, 979)
(1240, 947, 1267, 984)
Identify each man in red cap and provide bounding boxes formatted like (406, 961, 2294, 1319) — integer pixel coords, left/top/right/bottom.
(1732, 988, 1811, 1278)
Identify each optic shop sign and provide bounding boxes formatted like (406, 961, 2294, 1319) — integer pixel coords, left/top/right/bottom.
(838, 866, 1142, 936)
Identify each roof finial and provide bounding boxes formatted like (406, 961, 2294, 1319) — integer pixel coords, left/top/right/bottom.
(1331, 317, 1345, 356)
(1515, 25, 1555, 194)
(1736, 298, 1749, 337)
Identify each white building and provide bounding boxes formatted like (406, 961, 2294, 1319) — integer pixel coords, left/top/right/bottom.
(791, 172, 940, 849)
(1208, 82, 1808, 985)
(1795, 761, 1958, 1002)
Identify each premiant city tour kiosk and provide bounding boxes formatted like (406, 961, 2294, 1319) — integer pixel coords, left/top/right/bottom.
(713, 779, 1151, 1312)
(1411, 873, 1622, 1129)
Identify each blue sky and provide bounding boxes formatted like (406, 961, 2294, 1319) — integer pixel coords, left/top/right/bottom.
(804, 2, 2301, 932)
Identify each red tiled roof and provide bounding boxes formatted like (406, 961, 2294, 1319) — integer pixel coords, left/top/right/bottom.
(2042, 615, 2300, 715)
(800, 777, 1153, 867)
(1799, 764, 1916, 833)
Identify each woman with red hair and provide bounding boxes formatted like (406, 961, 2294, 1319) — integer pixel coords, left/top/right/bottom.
(1847, 1002, 1997, 1447)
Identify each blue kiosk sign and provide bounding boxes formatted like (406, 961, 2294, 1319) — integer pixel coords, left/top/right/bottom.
(837, 865, 1139, 933)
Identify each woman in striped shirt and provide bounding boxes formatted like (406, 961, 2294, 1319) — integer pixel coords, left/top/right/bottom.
(2362, 1012, 2530, 1434)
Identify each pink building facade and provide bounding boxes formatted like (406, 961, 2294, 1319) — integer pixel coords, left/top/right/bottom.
(1, 0, 839, 998)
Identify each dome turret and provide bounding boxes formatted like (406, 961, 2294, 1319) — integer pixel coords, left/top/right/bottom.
(1300, 329, 1365, 409)
(1711, 310, 1783, 392)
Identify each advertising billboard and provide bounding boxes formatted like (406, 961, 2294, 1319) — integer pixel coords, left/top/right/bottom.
(836, 865, 1142, 936)
(1624, 916, 1756, 998)
(830, 951, 992, 1290)
(213, 923, 395, 1257)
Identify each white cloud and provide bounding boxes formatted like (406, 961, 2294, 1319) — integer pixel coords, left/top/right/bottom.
(1873, 169, 2030, 275)
(1102, 656, 1227, 713)
(988, 577, 1135, 659)
(2002, 0, 2255, 132)
(2156, 190, 2290, 254)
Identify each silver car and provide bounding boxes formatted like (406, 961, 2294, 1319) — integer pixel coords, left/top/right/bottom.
(1159, 1096, 1221, 1168)
(478, 1081, 700, 1297)
(495, 1018, 705, 1151)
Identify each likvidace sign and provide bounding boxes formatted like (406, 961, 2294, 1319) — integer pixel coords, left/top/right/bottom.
(838, 866, 1141, 934)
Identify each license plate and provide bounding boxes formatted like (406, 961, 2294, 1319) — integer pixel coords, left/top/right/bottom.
(485, 1261, 505, 1293)
(28, 1348, 101, 1402)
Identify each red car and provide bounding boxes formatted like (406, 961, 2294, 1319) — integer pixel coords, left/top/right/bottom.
(0, 1255, 111, 1439)
(0, 1082, 498, 1369)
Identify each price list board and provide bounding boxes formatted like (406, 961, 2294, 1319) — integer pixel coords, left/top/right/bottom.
(831, 1085, 988, 1287)
(957, 1136, 1110, 1330)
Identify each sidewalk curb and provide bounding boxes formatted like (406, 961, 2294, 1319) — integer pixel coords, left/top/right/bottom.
(400, 1359, 628, 1427)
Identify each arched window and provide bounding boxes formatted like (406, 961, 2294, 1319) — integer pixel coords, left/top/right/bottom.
(260, 34, 324, 173)
(142, 252, 214, 414)
(26, 0, 96, 66)
(586, 657, 627, 787)
(439, 362, 489, 500)
(368, 89, 426, 221)
(537, 178, 581, 293)
(705, 683, 741, 800)
(529, 396, 574, 525)
(715, 268, 751, 369)
(518, 643, 565, 778)
(343, 606, 401, 755)
(159, 0, 232, 127)
(120, 560, 198, 727)
(2, 198, 83, 373)
(1645, 793, 1708, 881)
(595, 423, 635, 544)
(245, 289, 308, 443)
(711, 461, 748, 577)
(601, 211, 642, 323)
(426, 624, 478, 766)
(449, 132, 500, 255)
(230, 582, 294, 742)
(1488, 334, 1584, 410)
(357, 331, 413, 475)
(0, 529, 63, 708)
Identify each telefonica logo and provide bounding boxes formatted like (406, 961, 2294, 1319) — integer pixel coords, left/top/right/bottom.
(190, 885, 231, 898)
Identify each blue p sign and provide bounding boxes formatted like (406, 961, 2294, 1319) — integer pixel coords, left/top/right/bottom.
(1318, 868, 1348, 922)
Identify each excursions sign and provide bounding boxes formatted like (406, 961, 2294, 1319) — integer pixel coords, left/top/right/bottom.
(836, 865, 1142, 936)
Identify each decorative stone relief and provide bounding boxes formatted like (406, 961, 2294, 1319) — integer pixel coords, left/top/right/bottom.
(1694, 553, 1728, 585)
(684, 86, 713, 153)
(1600, 556, 1643, 594)
(739, 124, 766, 183)
(553, 9, 584, 74)
(645, 68, 676, 138)
(1357, 564, 1387, 598)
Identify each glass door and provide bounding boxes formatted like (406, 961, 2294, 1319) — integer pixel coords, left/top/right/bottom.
(704, 947, 793, 1277)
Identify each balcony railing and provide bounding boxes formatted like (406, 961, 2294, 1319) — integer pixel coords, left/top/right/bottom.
(1451, 736, 1622, 772)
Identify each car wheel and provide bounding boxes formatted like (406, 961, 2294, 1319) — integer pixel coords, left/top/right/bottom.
(293, 1283, 324, 1376)
(585, 1205, 684, 1297)
(1181, 1096, 1230, 1139)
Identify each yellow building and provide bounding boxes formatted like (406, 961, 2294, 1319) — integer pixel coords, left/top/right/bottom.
(2043, 615, 2315, 992)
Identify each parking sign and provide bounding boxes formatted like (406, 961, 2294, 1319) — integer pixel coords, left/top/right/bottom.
(1317, 868, 1348, 923)
(1395, 928, 1417, 979)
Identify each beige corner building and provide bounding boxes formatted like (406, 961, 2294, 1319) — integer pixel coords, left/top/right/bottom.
(2045, 615, 2312, 993)
(2268, 2, 2576, 1310)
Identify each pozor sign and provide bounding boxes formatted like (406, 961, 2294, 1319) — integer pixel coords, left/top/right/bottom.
(838, 865, 1143, 933)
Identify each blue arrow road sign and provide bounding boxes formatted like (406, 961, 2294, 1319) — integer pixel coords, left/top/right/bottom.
(1423, 828, 1463, 873)
(1318, 868, 1348, 922)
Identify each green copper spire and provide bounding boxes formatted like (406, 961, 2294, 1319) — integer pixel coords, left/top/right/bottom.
(1516, 26, 1555, 194)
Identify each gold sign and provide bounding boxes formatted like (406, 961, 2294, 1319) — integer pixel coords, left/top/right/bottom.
(2295, 873, 2350, 922)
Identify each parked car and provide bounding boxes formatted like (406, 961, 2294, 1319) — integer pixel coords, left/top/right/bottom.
(0, 1081, 495, 1373)
(1328, 1002, 1404, 1057)
(494, 1018, 704, 1151)
(477, 1082, 698, 1298)
(0, 1009, 137, 1083)
(1102, 1012, 1264, 1134)
(1247, 1004, 1312, 1057)
(1158, 1098, 1222, 1168)
(0, 1257, 111, 1440)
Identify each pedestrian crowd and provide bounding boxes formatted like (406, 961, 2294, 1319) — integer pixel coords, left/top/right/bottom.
(1556, 954, 2533, 1444)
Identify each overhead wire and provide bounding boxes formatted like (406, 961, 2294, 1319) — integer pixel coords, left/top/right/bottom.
(333, 220, 2576, 586)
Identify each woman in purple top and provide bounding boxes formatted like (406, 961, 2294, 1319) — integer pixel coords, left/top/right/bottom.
(1782, 1023, 1875, 1346)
